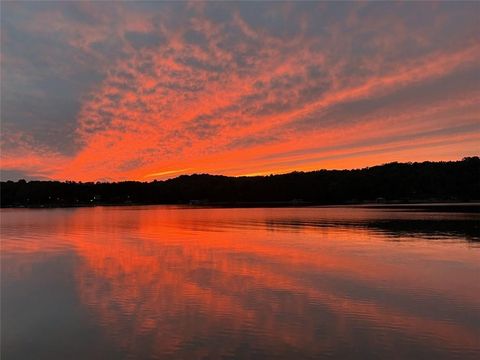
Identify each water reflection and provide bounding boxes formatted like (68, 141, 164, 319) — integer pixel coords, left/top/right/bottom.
(1, 207, 479, 359)
(264, 218, 480, 242)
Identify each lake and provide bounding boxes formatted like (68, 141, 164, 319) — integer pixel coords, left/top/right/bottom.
(1, 206, 479, 359)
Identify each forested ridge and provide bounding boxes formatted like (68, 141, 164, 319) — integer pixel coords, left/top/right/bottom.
(1, 157, 479, 207)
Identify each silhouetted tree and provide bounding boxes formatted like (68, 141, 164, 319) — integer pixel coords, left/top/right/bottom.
(1, 157, 479, 207)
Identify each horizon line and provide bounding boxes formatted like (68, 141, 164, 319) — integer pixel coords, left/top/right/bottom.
(2, 156, 478, 184)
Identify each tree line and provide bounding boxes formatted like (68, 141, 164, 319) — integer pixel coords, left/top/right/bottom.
(1, 157, 479, 207)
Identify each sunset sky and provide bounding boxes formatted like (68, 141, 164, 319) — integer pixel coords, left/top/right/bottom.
(1, 1, 479, 181)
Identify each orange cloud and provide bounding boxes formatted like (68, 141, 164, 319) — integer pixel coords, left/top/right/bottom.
(1, 2, 479, 180)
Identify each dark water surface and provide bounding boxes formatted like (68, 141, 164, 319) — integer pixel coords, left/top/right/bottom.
(1, 206, 479, 359)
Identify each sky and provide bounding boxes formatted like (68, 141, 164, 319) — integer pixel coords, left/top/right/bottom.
(1, 1, 479, 181)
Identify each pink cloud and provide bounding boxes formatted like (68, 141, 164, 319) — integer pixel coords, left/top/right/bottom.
(2, 2, 479, 180)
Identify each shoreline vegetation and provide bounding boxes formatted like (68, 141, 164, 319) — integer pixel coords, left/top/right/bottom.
(1, 157, 479, 209)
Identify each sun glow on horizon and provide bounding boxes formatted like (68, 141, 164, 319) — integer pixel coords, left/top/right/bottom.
(144, 169, 192, 179)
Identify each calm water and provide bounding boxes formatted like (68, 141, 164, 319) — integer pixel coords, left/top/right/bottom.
(1, 206, 479, 359)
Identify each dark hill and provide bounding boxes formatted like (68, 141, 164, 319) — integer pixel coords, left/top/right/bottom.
(1, 157, 479, 207)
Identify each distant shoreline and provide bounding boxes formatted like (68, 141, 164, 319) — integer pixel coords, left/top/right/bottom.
(2, 202, 480, 214)
(2, 158, 479, 209)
